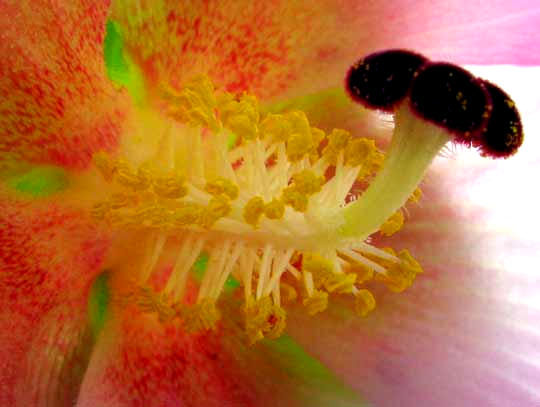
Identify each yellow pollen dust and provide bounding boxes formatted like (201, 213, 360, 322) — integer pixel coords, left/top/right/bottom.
(91, 75, 423, 344)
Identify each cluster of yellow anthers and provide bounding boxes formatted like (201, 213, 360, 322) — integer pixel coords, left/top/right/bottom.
(92, 75, 423, 344)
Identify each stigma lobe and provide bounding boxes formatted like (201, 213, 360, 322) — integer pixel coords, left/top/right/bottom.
(346, 49, 426, 112)
(474, 80, 523, 159)
(409, 63, 491, 141)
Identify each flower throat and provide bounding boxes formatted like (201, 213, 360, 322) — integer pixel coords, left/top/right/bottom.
(90, 73, 423, 344)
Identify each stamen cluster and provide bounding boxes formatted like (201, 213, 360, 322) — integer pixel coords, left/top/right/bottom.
(92, 75, 423, 344)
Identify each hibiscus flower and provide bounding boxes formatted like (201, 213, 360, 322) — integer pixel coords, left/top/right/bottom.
(1, 1, 539, 406)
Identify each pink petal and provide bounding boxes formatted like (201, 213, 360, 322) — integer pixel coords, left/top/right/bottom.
(0, 191, 110, 404)
(76, 308, 258, 407)
(347, 0, 540, 66)
(0, 0, 129, 169)
(76, 300, 365, 406)
(286, 66, 540, 406)
(111, 1, 539, 103)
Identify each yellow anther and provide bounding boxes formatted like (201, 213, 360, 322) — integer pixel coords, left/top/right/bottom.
(280, 282, 298, 304)
(310, 127, 326, 148)
(227, 115, 258, 141)
(282, 186, 308, 212)
(137, 164, 152, 184)
(348, 263, 374, 284)
(285, 111, 311, 137)
(244, 296, 286, 344)
(354, 289, 376, 317)
(163, 76, 219, 130)
(398, 249, 423, 275)
(219, 92, 260, 141)
(323, 272, 357, 294)
(323, 129, 351, 163)
(180, 299, 221, 333)
(200, 195, 231, 228)
(239, 93, 260, 124)
(345, 137, 377, 166)
(302, 252, 334, 275)
(263, 199, 285, 220)
(309, 126, 326, 161)
(134, 286, 175, 322)
(93, 152, 116, 182)
(303, 290, 328, 315)
(259, 113, 291, 143)
(115, 160, 151, 191)
(147, 205, 171, 228)
(292, 170, 325, 195)
(357, 150, 385, 180)
(287, 131, 314, 162)
(205, 177, 239, 200)
(285, 111, 315, 162)
(408, 187, 423, 204)
(266, 308, 287, 339)
(105, 209, 134, 228)
(208, 195, 231, 217)
(380, 209, 405, 236)
(375, 248, 422, 293)
(243, 196, 265, 227)
(172, 202, 204, 227)
(185, 75, 217, 110)
(116, 284, 176, 322)
(91, 202, 111, 220)
(132, 203, 160, 223)
(109, 193, 135, 209)
(153, 176, 188, 199)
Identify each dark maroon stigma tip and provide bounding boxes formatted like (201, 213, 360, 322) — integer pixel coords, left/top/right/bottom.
(409, 63, 491, 140)
(345, 49, 427, 112)
(474, 80, 523, 159)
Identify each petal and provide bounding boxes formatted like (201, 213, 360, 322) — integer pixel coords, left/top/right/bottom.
(0, 0, 130, 169)
(77, 300, 364, 406)
(0, 190, 110, 405)
(286, 66, 540, 406)
(349, 0, 540, 66)
(110, 1, 538, 103)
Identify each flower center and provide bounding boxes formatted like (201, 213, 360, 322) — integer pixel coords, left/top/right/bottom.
(91, 75, 423, 344)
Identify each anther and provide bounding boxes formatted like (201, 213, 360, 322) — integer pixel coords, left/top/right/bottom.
(354, 289, 376, 317)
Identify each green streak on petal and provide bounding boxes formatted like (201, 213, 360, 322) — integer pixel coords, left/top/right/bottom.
(227, 133, 238, 150)
(192, 252, 239, 291)
(223, 275, 240, 290)
(265, 87, 351, 117)
(260, 335, 368, 406)
(103, 19, 146, 104)
(88, 272, 110, 339)
(9, 166, 68, 197)
(104, 20, 129, 82)
(192, 253, 209, 281)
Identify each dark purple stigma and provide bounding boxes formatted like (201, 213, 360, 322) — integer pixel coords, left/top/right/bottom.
(473, 80, 523, 159)
(346, 49, 426, 112)
(409, 63, 492, 141)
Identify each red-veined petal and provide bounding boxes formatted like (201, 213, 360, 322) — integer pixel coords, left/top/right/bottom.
(110, 0, 539, 103)
(0, 0, 129, 169)
(0, 189, 110, 405)
(76, 302, 365, 407)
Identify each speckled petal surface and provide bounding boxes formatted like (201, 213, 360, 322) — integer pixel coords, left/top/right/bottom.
(0, 1, 129, 169)
(110, 0, 540, 103)
(76, 302, 365, 407)
(0, 190, 110, 405)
